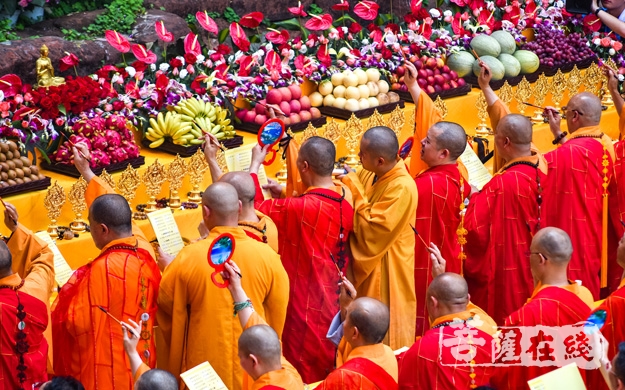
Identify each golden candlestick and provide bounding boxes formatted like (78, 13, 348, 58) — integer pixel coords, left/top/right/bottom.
(498, 81, 514, 106)
(187, 149, 209, 203)
(433, 96, 448, 120)
(387, 105, 405, 139)
(68, 176, 88, 233)
(475, 91, 490, 136)
(568, 65, 583, 96)
(530, 74, 549, 124)
(166, 155, 186, 210)
(343, 113, 364, 168)
(550, 69, 567, 110)
(368, 109, 386, 129)
(43, 181, 66, 238)
(301, 122, 318, 143)
(142, 159, 166, 213)
(117, 164, 141, 207)
(515, 77, 532, 115)
(99, 168, 115, 189)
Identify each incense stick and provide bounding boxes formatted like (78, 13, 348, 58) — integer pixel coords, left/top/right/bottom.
(410, 224, 429, 248)
(471, 49, 482, 64)
(522, 101, 546, 110)
(97, 306, 138, 337)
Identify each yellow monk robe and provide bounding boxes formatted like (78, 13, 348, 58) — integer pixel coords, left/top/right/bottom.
(157, 226, 290, 390)
(342, 160, 418, 349)
(239, 210, 279, 252)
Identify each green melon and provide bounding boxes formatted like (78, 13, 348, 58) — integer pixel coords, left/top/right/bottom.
(491, 30, 517, 55)
(446, 51, 476, 78)
(513, 50, 540, 74)
(470, 34, 501, 58)
(472, 56, 505, 81)
(498, 53, 521, 77)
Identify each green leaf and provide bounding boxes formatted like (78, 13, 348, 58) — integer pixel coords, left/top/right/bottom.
(273, 18, 303, 31)
(37, 146, 50, 164)
(217, 28, 229, 43)
(334, 14, 356, 26)
(58, 104, 66, 115)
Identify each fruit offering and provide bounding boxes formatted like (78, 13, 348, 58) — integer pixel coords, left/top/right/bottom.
(522, 23, 596, 68)
(0, 141, 45, 188)
(235, 85, 322, 127)
(391, 56, 467, 94)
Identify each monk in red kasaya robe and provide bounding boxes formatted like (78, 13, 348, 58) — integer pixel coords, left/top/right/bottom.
(249, 136, 354, 383)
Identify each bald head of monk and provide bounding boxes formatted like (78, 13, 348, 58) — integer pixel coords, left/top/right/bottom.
(202, 182, 241, 230)
(359, 126, 399, 177)
(238, 324, 283, 380)
(219, 171, 258, 222)
(297, 136, 337, 188)
(420, 121, 467, 168)
(343, 297, 390, 348)
(0, 241, 12, 278)
(565, 92, 602, 132)
(88, 194, 133, 249)
(528, 227, 573, 286)
(495, 114, 533, 162)
(426, 272, 470, 322)
(135, 369, 178, 390)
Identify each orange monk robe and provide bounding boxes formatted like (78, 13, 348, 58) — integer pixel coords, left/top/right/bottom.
(543, 126, 615, 299)
(410, 90, 441, 176)
(593, 278, 625, 360)
(51, 177, 161, 390)
(490, 282, 596, 390)
(0, 224, 55, 387)
(239, 210, 280, 252)
(342, 161, 418, 349)
(157, 226, 290, 390)
(398, 308, 497, 390)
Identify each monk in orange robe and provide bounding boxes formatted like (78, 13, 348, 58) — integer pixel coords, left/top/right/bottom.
(248, 136, 354, 383)
(0, 202, 54, 387)
(491, 227, 599, 389)
(52, 145, 161, 390)
(398, 273, 496, 389)
(341, 126, 418, 350)
(157, 182, 289, 390)
(542, 93, 615, 299)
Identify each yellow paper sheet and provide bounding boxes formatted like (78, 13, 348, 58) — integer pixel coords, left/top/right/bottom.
(180, 361, 228, 390)
(224, 143, 272, 199)
(35, 231, 74, 287)
(458, 143, 492, 190)
(146, 207, 184, 257)
(527, 363, 586, 390)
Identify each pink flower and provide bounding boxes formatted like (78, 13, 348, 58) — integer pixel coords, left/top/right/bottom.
(155, 21, 174, 42)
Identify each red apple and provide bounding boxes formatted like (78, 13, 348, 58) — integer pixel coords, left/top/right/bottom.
(400, 84, 408, 92)
(391, 83, 401, 91)
(442, 84, 451, 91)
(279, 101, 291, 116)
(442, 73, 451, 82)
(395, 66, 405, 77)
(434, 85, 442, 93)
(289, 113, 301, 124)
(427, 76, 435, 85)
(436, 58, 445, 69)
(288, 84, 302, 100)
(255, 103, 266, 115)
(433, 69, 441, 76)
(442, 65, 450, 73)
(418, 69, 428, 79)
(244, 110, 257, 123)
(434, 75, 445, 86)
(413, 60, 423, 69)
(310, 107, 321, 119)
(235, 109, 247, 120)
(417, 78, 427, 88)
(290, 100, 301, 113)
(299, 95, 311, 110)
(300, 110, 312, 121)
(266, 89, 282, 104)
(283, 117, 291, 126)
(425, 69, 434, 77)
(278, 87, 292, 102)
(426, 57, 438, 69)
(449, 70, 459, 80)
(254, 114, 267, 125)
(457, 78, 467, 87)
(450, 80, 459, 89)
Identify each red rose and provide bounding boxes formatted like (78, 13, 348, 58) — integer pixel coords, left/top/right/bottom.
(184, 53, 198, 65)
(131, 61, 147, 72)
(169, 58, 183, 68)
(217, 44, 231, 55)
(113, 100, 125, 111)
(39, 96, 54, 110)
(348, 22, 362, 34)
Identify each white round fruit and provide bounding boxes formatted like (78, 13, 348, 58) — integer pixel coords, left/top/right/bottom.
(333, 85, 346, 98)
(368, 97, 379, 107)
(343, 73, 359, 88)
(309, 91, 324, 107)
(318, 80, 334, 96)
(345, 86, 361, 100)
(354, 68, 368, 85)
(358, 98, 370, 110)
(331, 72, 344, 87)
(366, 81, 379, 97)
(323, 94, 336, 107)
(333, 97, 347, 109)
(345, 98, 360, 111)
(366, 68, 381, 82)
(377, 80, 389, 94)
(358, 85, 370, 99)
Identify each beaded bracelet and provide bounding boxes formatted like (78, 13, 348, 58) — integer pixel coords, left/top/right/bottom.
(233, 299, 253, 317)
(552, 131, 568, 145)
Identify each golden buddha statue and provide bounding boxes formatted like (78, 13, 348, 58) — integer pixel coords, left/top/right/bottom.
(36, 44, 64, 88)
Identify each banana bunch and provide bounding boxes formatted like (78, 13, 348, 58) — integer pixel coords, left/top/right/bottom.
(173, 98, 236, 141)
(146, 111, 199, 148)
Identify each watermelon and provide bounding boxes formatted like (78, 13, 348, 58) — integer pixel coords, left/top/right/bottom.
(446, 51, 476, 78)
(470, 34, 501, 58)
(491, 30, 517, 55)
(513, 50, 540, 74)
(472, 56, 505, 81)
(498, 53, 521, 77)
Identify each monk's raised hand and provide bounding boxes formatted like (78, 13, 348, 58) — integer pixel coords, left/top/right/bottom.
(428, 243, 446, 278)
(202, 133, 220, 162)
(337, 164, 354, 180)
(222, 261, 247, 303)
(477, 62, 492, 90)
(2, 201, 18, 232)
(121, 319, 142, 354)
(250, 143, 270, 174)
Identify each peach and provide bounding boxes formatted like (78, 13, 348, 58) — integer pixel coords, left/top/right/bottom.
(310, 107, 321, 119)
(254, 114, 267, 125)
(300, 110, 312, 121)
(266, 89, 282, 104)
(279, 101, 291, 116)
(288, 84, 302, 100)
(278, 87, 292, 102)
(299, 95, 311, 110)
(255, 102, 267, 115)
(289, 113, 301, 124)
(290, 100, 301, 114)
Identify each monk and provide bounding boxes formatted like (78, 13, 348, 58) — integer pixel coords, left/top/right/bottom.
(398, 273, 496, 390)
(157, 182, 289, 390)
(0, 202, 54, 388)
(204, 134, 279, 251)
(610, 343, 625, 390)
(491, 227, 597, 389)
(543, 93, 615, 299)
(248, 136, 354, 383)
(341, 126, 418, 350)
(52, 144, 161, 390)
(464, 65, 548, 325)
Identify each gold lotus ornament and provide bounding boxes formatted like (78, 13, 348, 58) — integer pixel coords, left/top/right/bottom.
(387, 105, 405, 139)
(99, 168, 115, 189)
(323, 118, 341, 145)
(117, 164, 141, 207)
(433, 96, 448, 120)
(550, 69, 567, 110)
(68, 176, 88, 233)
(531, 74, 549, 124)
(166, 155, 186, 209)
(498, 81, 514, 106)
(43, 181, 66, 238)
(343, 114, 364, 168)
(515, 77, 532, 115)
(567, 65, 583, 96)
(368, 109, 386, 129)
(142, 159, 166, 213)
(301, 122, 318, 143)
(187, 149, 209, 203)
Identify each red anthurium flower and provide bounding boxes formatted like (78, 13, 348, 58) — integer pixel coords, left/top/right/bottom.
(419, 21, 432, 40)
(215, 63, 229, 82)
(266, 29, 290, 45)
(59, 52, 79, 72)
(155, 21, 174, 42)
(317, 44, 331, 67)
(131, 44, 157, 64)
(238, 55, 255, 77)
(184, 32, 202, 56)
(0, 75, 22, 97)
(191, 75, 208, 94)
(502, 5, 521, 26)
(332, 0, 350, 11)
(196, 11, 219, 34)
(240, 12, 264, 28)
(354, 1, 380, 20)
(264, 50, 281, 72)
(305, 14, 333, 31)
(289, 2, 308, 17)
(105, 30, 131, 53)
(477, 9, 496, 31)
(370, 28, 383, 43)
(525, 0, 537, 17)
(294, 54, 314, 77)
(229, 22, 251, 52)
(12, 106, 37, 121)
(452, 12, 468, 35)
(583, 14, 602, 33)
(410, 0, 424, 12)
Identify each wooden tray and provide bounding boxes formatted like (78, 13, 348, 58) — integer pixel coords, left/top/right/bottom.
(395, 83, 472, 103)
(463, 70, 541, 91)
(40, 156, 146, 178)
(0, 176, 51, 197)
(141, 135, 244, 156)
(536, 56, 597, 76)
(319, 101, 405, 120)
(234, 116, 327, 135)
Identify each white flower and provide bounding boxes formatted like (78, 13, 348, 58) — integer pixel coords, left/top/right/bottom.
(443, 10, 452, 17)
(176, 56, 186, 65)
(125, 66, 136, 78)
(594, 38, 601, 45)
(555, 1, 563, 7)
(265, 43, 273, 51)
(159, 63, 170, 72)
(196, 54, 205, 63)
(429, 8, 441, 18)
(342, 27, 348, 34)
(618, 74, 624, 82)
(299, 46, 308, 54)
(0, 90, 4, 102)
(90, 74, 99, 81)
(361, 38, 369, 45)
(179, 69, 188, 79)
(150, 64, 156, 71)
(587, 41, 591, 47)
(610, 48, 616, 55)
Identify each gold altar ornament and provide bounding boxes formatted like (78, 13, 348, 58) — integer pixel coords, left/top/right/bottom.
(601, 58, 618, 107)
(43, 181, 66, 238)
(387, 105, 405, 139)
(498, 81, 514, 106)
(550, 69, 567, 110)
(475, 91, 491, 136)
(584, 62, 602, 96)
(117, 164, 141, 207)
(530, 74, 549, 124)
(68, 176, 88, 233)
(166, 155, 186, 209)
(216, 148, 228, 175)
(142, 159, 166, 213)
(99, 168, 115, 189)
(323, 118, 341, 145)
(36, 44, 65, 88)
(567, 65, 583, 96)
(343, 113, 364, 168)
(367, 109, 386, 129)
(301, 122, 318, 143)
(187, 149, 209, 203)
(433, 96, 448, 120)
(515, 77, 532, 115)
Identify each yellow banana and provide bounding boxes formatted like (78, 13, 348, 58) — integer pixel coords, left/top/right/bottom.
(149, 138, 165, 148)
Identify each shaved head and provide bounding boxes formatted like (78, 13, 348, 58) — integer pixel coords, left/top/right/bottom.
(202, 182, 240, 220)
(362, 126, 399, 161)
(0, 241, 11, 273)
(90, 194, 132, 235)
(219, 172, 256, 204)
(427, 273, 469, 306)
(239, 325, 282, 366)
(498, 114, 533, 145)
(347, 297, 390, 344)
(135, 369, 178, 390)
(431, 122, 467, 160)
(532, 227, 573, 264)
(299, 136, 336, 176)
(569, 92, 602, 125)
